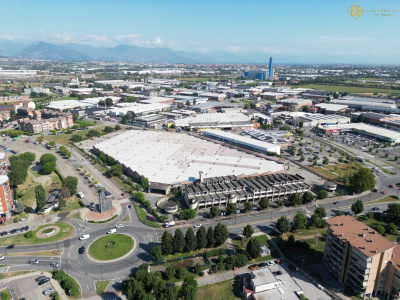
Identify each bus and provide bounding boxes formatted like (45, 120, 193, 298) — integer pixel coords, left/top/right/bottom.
(356, 156, 365, 162)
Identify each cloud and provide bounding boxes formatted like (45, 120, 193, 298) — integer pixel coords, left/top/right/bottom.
(153, 37, 162, 45)
(115, 34, 141, 43)
(227, 46, 241, 54)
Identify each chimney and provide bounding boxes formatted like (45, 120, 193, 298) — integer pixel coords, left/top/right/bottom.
(370, 239, 373, 243)
(364, 245, 367, 249)
(199, 171, 204, 184)
(362, 233, 365, 237)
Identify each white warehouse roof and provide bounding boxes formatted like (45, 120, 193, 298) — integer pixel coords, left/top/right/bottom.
(93, 131, 284, 185)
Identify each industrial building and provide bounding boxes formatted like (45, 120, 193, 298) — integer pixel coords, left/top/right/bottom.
(243, 70, 269, 80)
(317, 123, 400, 144)
(315, 103, 348, 114)
(203, 130, 281, 154)
(108, 102, 170, 116)
(243, 129, 292, 144)
(130, 114, 168, 128)
(173, 113, 255, 131)
(298, 113, 351, 127)
(172, 96, 208, 106)
(330, 98, 396, 110)
(189, 102, 241, 113)
(93, 131, 285, 189)
(324, 215, 400, 299)
(276, 98, 313, 110)
(183, 173, 309, 210)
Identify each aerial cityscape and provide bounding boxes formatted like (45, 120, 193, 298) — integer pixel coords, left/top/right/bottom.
(0, 1, 400, 300)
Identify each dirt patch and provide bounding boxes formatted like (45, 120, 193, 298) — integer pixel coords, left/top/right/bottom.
(36, 226, 61, 238)
(33, 175, 52, 186)
(151, 257, 204, 272)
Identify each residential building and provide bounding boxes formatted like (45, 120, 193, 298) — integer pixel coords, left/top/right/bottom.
(0, 152, 8, 175)
(0, 175, 13, 214)
(183, 173, 309, 210)
(0, 110, 10, 122)
(324, 215, 396, 298)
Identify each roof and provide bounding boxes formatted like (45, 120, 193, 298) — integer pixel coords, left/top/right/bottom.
(0, 175, 9, 185)
(327, 215, 395, 257)
(315, 103, 348, 111)
(251, 269, 278, 286)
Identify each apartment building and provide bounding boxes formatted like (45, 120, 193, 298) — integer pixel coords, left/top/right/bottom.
(324, 215, 396, 298)
(18, 115, 74, 133)
(183, 173, 309, 210)
(0, 110, 10, 122)
(0, 175, 13, 214)
(0, 152, 8, 175)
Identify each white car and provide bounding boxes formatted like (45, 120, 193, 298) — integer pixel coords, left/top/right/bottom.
(79, 234, 90, 240)
(193, 224, 202, 228)
(267, 261, 275, 266)
(43, 288, 55, 295)
(115, 224, 124, 228)
(0, 255, 4, 260)
(107, 229, 117, 234)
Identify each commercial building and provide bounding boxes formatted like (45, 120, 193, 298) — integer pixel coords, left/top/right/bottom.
(24, 87, 51, 94)
(298, 113, 351, 127)
(130, 114, 168, 128)
(242, 70, 268, 80)
(276, 98, 313, 110)
(189, 102, 241, 113)
(203, 130, 281, 154)
(93, 131, 285, 188)
(199, 92, 226, 101)
(315, 103, 348, 114)
(243, 129, 291, 144)
(0, 175, 13, 214)
(317, 123, 400, 144)
(108, 102, 170, 116)
(330, 98, 396, 110)
(173, 113, 255, 131)
(324, 215, 397, 298)
(359, 112, 400, 125)
(172, 96, 208, 107)
(0, 69, 37, 77)
(183, 173, 309, 210)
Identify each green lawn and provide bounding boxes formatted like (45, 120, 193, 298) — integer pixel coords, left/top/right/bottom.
(311, 162, 362, 182)
(369, 195, 400, 205)
(0, 223, 75, 246)
(231, 235, 280, 263)
(89, 234, 134, 260)
(134, 203, 160, 228)
(196, 279, 241, 300)
(121, 212, 130, 222)
(296, 84, 398, 95)
(0, 287, 12, 300)
(46, 126, 106, 145)
(96, 281, 110, 295)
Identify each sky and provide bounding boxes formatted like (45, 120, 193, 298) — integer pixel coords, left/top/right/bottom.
(0, 0, 400, 64)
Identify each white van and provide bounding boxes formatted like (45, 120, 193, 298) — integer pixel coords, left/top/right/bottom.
(164, 220, 175, 228)
(107, 229, 117, 234)
(77, 192, 85, 199)
(79, 234, 90, 240)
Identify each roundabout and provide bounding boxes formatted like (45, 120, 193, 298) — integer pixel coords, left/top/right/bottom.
(87, 233, 136, 262)
(36, 226, 60, 238)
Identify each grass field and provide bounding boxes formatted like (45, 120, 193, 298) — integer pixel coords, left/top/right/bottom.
(296, 84, 398, 94)
(231, 234, 280, 263)
(196, 279, 241, 300)
(369, 195, 400, 205)
(134, 203, 160, 228)
(0, 287, 12, 299)
(0, 271, 33, 280)
(46, 126, 106, 145)
(89, 234, 134, 260)
(311, 162, 362, 181)
(69, 211, 82, 220)
(0, 223, 75, 246)
(121, 212, 130, 222)
(96, 281, 110, 295)
(6, 249, 62, 256)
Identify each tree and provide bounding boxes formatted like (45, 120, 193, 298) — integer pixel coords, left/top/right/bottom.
(20, 152, 36, 164)
(351, 199, 364, 215)
(226, 203, 237, 215)
(40, 153, 57, 165)
(141, 177, 149, 189)
(105, 98, 113, 107)
(13, 200, 26, 214)
(387, 203, 400, 224)
(314, 207, 326, 218)
(180, 275, 198, 300)
(286, 235, 295, 248)
(243, 224, 254, 238)
(165, 266, 175, 280)
(214, 223, 229, 246)
(60, 186, 71, 200)
(176, 267, 187, 280)
(106, 156, 115, 165)
(246, 238, 261, 259)
(335, 210, 344, 216)
(244, 202, 252, 212)
(173, 229, 185, 254)
(71, 134, 83, 142)
(276, 216, 290, 234)
(387, 222, 397, 235)
(288, 193, 302, 206)
(58, 197, 67, 209)
(293, 211, 308, 231)
(323, 158, 329, 165)
(179, 209, 197, 220)
(185, 228, 197, 252)
(151, 245, 164, 262)
(99, 152, 107, 163)
(259, 197, 269, 209)
(210, 206, 221, 218)
(196, 226, 207, 250)
(8, 159, 29, 186)
(49, 140, 56, 146)
(309, 213, 322, 228)
(194, 263, 202, 274)
(87, 129, 100, 138)
(300, 154, 305, 162)
(109, 164, 123, 177)
(165, 286, 180, 300)
(35, 185, 46, 211)
(135, 192, 145, 203)
(161, 231, 173, 255)
(376, 225, 385, 235)
(302, 191, 314, 204)
(104, 126, 114, 133)
(318, 190, 328, 199)
(115, 124, 121, 131)
(349, 168, 376, 193)
(207, 227, 215, 248)
(43, 161, 56, 174)
(64, 176, 78, 195)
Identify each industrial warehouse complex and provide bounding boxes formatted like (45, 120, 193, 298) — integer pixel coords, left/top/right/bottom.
(93, 130, 285, 191)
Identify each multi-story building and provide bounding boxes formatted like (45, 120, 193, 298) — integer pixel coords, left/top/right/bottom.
(0, 152, 8, 175)
(18, 114, 74, 133)
(0, 110, 10, 122)
(0, 175, 13, 214)
(324, 215, 396, 298)
(183, 173, 309, 210)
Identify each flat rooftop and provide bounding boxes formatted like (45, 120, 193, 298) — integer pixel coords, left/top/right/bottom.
(93, 131, 284, 185)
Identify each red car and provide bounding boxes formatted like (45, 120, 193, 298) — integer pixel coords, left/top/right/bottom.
(121, 193, 125, 196)
(382, 191, 386, 194)
(25, 140, 30, 143)
(390, 185, 394, 188)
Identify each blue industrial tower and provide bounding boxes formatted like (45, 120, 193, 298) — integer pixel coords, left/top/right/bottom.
(268, 57, 273, 80)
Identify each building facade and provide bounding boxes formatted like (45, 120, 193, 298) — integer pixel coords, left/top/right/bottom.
(0, 175, 13, 214)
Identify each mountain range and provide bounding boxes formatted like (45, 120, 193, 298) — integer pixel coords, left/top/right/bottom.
(1, 41, 206, 63)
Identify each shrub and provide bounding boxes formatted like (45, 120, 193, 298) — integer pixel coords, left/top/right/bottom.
(24, 231, 33, 238)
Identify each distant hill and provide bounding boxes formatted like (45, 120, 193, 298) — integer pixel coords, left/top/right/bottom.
(15, 42, 91, 61)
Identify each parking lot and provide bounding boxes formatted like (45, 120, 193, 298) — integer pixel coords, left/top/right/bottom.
(0, 273, 56, 300)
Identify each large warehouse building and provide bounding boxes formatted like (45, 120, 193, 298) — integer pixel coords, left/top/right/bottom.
(203, 130, 281, 154)
(93, 131, 285, 189)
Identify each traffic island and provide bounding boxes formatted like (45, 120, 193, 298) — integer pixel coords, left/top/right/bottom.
(86, 206, 117, 221)
(87, 233, 136, 263)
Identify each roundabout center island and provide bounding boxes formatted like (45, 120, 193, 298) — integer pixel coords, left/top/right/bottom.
(88, 233, 135, 262)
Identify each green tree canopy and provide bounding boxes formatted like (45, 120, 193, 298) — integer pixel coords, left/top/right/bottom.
(40, 153, 57, 165)
(173, 229, 185, 254)
(276, 216, 290, 234)
(207, 227, 215, 248)
(243, 224, 254, 238)
(349, 168, 376, 193)
(43, 161, 56, 174)
(214, 223, 229, 246)
(259, 197, 269, 209)
(210, 206, 221, 218)
(302, 191, 314, 204)
(196, 226, 207, 249)
(288, 193, 302, 206)
(246, 238, 261, 259)
(185, 228, 197, 252)
(64, 176, 78, 195)
(161, 231, 173, 255)
(293, 211, 308, 231)
(351, 199, 364, 215)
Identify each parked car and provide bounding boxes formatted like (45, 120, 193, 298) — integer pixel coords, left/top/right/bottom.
(0, 255, 4, 260)
(258, 262, 267, 268)
(389, 184, 394, 188)
(43, 288, 55, 295)
(249, 264, 259, 270)
(7, 244, 15, 249)
(371, 207, 380, 211)
(273, 271, 282, 276)
(35, 276, 47, 282)
(38, 278, 50, 285)
(382, 191, 386, 194)
(194, 224, 202, 228)
(373, 188, 379, 192)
